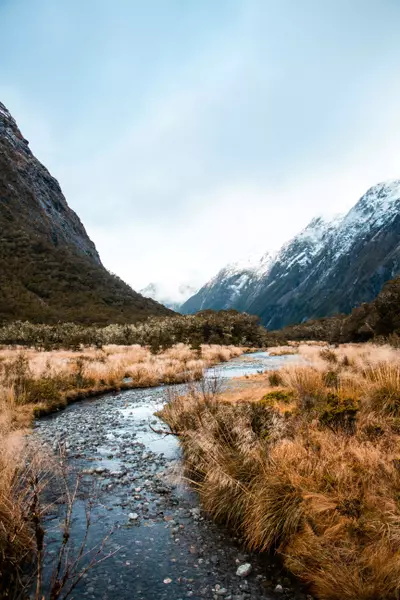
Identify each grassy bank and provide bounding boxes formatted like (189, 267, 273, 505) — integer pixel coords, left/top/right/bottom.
(0, 343, 245, 429)
(0, 342, 246, 597)
(159, 343, 400, 600)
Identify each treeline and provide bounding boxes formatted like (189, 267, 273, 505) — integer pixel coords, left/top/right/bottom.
(279, 275, 400, 345)
(0, 310, 274, 350)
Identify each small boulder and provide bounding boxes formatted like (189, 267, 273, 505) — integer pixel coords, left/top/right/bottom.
(236, 563, 252, 577)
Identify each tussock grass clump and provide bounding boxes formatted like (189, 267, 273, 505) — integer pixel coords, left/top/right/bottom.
(159, 343, 400, 599)
(268, 370, 283, 386)
(319, 347, 338, 363)
(364, 364, 400, 416)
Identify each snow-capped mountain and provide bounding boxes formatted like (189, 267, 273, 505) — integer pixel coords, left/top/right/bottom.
(181, 180, 400, 328)
(181, 252, 275, 315)
(140, 282, 198, 312)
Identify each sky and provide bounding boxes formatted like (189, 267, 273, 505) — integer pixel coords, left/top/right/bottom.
(1, 0, 400, 301)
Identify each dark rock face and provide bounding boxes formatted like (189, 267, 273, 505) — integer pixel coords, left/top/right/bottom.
(0, 102, 172, 324)
(182, 181, 400, 329)
(0, 102, 100, 263)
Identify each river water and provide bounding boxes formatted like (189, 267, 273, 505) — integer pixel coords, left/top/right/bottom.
(33, 352, 309, 600)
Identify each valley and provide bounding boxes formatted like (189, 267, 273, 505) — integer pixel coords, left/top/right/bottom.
(1, 89, 400, 600)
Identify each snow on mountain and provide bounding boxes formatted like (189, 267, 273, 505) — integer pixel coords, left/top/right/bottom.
(181, 250, 278, 315)
(182, 180, 400, 328)
(272, 215, 343, 273)
(331, 180, 400, 261)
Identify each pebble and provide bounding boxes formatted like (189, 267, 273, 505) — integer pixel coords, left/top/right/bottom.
(236, 563, 252, 578)
(215, 586, 228, 596)
(274, 584, 284, 593)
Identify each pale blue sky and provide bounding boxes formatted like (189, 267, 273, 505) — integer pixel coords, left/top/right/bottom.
(1, 0, 400, 299)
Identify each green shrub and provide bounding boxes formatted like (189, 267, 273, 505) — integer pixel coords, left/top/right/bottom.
(25, 378, 61, 405)
(261, 390, 295, 406)
(319, 393, 359, 434)
(0, 311, 274, 350)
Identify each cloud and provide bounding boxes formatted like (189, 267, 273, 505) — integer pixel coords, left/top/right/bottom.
(1, 0, 400, 301)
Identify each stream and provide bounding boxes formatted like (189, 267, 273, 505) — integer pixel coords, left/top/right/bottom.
(33, 352, 310, 600)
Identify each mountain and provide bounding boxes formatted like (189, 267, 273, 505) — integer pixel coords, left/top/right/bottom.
(181, 252, 274, 314)
(0, 101, 172, 324)
(140, 282, 198, 312)
(181, 180, 400, 329)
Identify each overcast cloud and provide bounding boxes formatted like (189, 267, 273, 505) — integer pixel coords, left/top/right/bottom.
(1, 0, 400, 300)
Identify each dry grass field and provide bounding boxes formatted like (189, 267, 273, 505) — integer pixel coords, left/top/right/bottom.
(160, 343, 400, 600)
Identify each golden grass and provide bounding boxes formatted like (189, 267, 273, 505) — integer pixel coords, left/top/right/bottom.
(159, 343, 400, 599)
(0, 424, 55, 596)
(0, 343, 246, 430)
(267, 345, 299, 356)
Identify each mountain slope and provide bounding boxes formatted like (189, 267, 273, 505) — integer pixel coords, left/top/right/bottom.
(0, 101, 172, 324)
(181, 253, 274, 314)
(182, 181, 400, 328)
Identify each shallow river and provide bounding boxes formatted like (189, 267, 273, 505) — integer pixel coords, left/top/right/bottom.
(34, 352, 310, 600)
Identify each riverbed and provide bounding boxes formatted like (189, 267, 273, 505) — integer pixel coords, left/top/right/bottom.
(34, 351, 310, 600)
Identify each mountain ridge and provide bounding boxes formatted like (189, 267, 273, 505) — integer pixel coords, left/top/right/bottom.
(181, 180, 400, 328)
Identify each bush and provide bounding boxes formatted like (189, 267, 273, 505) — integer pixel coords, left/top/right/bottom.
(319, 392, 359, 434)
(25, 378, 61, 405)
(261, 390, 295, 405)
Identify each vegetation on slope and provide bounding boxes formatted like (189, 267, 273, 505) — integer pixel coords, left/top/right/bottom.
(0, 225, 171, 324)
(160, 343, 400, 599)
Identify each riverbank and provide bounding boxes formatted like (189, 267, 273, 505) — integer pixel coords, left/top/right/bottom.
(0, 343, 246, 597)
(160, 343, 400, 600)
(0, 343, 246, 428)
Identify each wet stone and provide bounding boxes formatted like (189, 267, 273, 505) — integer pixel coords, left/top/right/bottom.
(236, 564, 252, 578)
